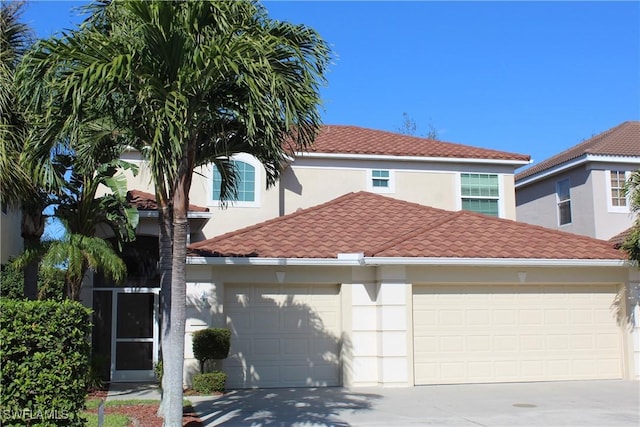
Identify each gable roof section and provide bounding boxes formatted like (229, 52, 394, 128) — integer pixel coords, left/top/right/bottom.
(299, 125, 530, 163)
(188, 192, 624, 260)
(516, 121, 640, 182)
(127, 190, 210, 212)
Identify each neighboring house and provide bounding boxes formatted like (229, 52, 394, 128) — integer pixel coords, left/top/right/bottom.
(0, 199, 23, 265)
(515, 121, 640, 240)
(83, 125, 639, 387)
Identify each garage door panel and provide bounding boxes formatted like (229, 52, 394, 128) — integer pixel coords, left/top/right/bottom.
(413, 284, 623, 385)
(225, 284, 341, 389)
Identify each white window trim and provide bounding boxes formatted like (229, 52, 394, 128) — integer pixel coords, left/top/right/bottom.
(605, 170, 630, 213)
(556, 178, 572, 227)
(367, 169, 395, 194)
(209, 153, 261, 208)
(456, 172, 505, 218)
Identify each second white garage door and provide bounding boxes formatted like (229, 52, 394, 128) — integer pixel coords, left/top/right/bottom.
(413, 284, 623, 385)
(224, 284, 341, 389)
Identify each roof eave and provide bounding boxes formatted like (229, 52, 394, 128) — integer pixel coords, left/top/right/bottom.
(138, 211, 213, 219)
(187, 255, 628, 268)
(366, 257, 628, 268)
(296, 152, 531, 166)
(516, 154, 640, 188)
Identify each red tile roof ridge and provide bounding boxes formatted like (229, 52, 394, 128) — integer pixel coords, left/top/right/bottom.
(189, 192, 364, 251)
(366, 210, 464, 256)
(516, 121, 640, 182)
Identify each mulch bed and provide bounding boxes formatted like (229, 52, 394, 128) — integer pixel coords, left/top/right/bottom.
(86, 389, 204, 427)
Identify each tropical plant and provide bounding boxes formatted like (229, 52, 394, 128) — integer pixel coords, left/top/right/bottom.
(20, 1, 330, 425)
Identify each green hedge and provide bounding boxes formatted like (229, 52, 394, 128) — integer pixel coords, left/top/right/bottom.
(192, 372, 226, 394)
(0, 299, 92, 426)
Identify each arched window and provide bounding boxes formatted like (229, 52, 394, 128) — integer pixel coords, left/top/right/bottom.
(212, 160, 256, 202)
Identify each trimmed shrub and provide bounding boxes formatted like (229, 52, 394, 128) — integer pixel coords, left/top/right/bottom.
(0, 298, 92, 426)
(192, 328, 230, 373)
(192, 372, 226, 394)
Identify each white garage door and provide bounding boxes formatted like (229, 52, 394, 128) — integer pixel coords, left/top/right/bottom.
(224, 284, 341, 388)
(413, 284, 623, 385)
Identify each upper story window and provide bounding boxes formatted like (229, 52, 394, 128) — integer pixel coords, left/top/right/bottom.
(608, 170, 628, 210)
(368, 169, 394, 193)
(372, 170, 390, 187)
(212, 155, 260, 207)
(556, 178, 572, 225)
(460, 173, 499, 217)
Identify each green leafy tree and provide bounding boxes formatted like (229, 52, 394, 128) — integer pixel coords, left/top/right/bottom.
(22, 1, 330, 424)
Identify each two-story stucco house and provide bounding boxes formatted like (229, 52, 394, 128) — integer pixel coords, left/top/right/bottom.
(515, 121, 640, 241)
(86, 125, 638, 388)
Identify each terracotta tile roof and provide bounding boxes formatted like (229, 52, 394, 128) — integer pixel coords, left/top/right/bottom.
(516, 121, 640, 182)
(188, 192, 624, 260)
(609, 227, 634, 249)
(299, 125, 531, 162)
(127, 190, 210, 212)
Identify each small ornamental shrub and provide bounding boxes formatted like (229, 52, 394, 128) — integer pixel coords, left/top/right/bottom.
(192, 328, 231, 373)
(192, 372, 226, 394)
(0, 298, 92, 426)
(154, 360, 163, 383)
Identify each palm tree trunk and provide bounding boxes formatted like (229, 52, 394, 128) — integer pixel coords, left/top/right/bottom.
(157, 204, 173, 418)
(163, 211, 188, 427)
(21, 209, 45, 300)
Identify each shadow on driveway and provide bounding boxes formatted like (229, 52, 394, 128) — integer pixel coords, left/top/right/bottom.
(191, 387, 381, 426)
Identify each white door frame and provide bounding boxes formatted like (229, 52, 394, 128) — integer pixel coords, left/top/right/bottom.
(96, 287, 160, 382)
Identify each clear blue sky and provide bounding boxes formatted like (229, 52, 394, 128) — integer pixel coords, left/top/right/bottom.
(21, 0, 640, 169)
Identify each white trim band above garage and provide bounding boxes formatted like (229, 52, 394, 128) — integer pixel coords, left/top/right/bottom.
(187, 255, 628, 268)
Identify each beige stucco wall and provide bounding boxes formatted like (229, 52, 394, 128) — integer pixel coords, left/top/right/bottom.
(0, 206, 23, 264)
(183, 261, 635, 386)
(115, 152, 521, 238)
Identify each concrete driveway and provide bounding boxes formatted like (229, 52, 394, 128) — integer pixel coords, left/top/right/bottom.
(189, 380, 639, 427)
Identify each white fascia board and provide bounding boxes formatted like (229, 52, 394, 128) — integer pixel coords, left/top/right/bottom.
(137, 211, 213, 219)
(295, 152, 531, 167)
(365, 257, 628, 268)
(187, 256, 363, 266)
(187, 256, 627, 268)
(515, 154, 640, 188)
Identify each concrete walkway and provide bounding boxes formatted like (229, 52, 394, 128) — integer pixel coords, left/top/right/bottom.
(108, 380, 640, 426)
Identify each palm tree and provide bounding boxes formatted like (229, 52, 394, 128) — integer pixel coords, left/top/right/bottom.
(0, 0, 48, 300)
(21, 1, 330, 425)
